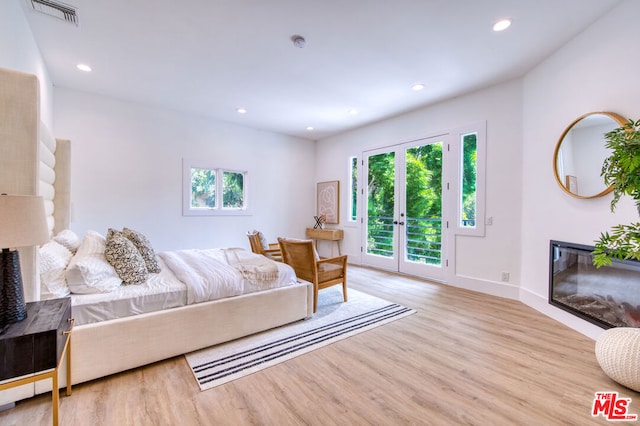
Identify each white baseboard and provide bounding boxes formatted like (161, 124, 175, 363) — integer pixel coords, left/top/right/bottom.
(519, 287, 605, 341)
(447, 274, 520, 300)
(0, 402, 15, 412)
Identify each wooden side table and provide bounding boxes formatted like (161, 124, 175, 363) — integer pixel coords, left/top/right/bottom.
(306, 228, 344, 257)
(0, 298, 74, 426)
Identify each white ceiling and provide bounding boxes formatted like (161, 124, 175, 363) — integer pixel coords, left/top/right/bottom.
(22, 0, 620, 140)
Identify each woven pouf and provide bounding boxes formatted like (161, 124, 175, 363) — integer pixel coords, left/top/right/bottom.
(595, 327, 640, 392)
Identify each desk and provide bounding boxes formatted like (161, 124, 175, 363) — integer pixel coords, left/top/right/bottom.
(306, 228, 344, 257)
(0, 298, 74, 426)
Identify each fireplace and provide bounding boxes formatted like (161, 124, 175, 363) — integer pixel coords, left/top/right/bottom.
(549, 240, 640, 329)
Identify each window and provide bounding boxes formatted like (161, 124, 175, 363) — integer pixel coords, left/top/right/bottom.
(460, 132, 477, 228)
(183, 159, 250, 216)
(453, 122, 486, 236)
(349, 156, 358, 222)
(190, 167, 216, 208)
(222, 171, 245, 208)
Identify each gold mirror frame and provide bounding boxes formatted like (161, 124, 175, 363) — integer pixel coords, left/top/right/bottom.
(553, 111, 626, 199)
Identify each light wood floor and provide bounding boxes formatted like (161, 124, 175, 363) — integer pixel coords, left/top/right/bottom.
(0, 266, 634, 425)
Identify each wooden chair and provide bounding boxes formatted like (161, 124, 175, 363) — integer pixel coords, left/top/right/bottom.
(246, 231, 282, 262)
(278, 238, 347, 313)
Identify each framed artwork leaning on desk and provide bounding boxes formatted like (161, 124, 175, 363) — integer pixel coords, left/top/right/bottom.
(317, 180, 339, 224)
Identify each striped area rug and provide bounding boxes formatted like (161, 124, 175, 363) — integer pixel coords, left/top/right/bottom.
(185, 288, 416, 391)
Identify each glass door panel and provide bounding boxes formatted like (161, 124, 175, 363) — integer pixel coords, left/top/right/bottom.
(400, 140, 446, 280)
(363, 149, 398, 271)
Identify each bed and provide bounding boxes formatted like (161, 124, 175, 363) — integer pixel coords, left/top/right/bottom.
(0, 67, 313, 404)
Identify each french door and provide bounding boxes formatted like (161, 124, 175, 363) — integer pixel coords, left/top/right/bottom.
(362, 135, 452, 281)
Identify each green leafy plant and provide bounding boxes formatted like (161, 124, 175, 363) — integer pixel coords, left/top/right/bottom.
(593, 223, 640, 266)
(593, 118, 640, 267)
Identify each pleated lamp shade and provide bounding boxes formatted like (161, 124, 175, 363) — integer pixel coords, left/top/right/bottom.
(0, 194, 49, 330)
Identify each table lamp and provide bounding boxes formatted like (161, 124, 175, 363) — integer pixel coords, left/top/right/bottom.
(0, 194, 49, 331)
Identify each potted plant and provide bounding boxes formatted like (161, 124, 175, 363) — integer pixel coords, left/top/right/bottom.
(592, 118, 640, 267)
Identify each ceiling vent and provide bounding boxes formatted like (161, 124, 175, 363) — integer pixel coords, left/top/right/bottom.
(29, 0, 78, 26)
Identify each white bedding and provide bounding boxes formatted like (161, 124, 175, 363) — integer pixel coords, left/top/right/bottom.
(159, 248, 292, 304)
(70, 257, 186, 325)
(71, 248, 297, 325)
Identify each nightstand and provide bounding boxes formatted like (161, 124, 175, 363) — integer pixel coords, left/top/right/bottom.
(0, 298, 73, 426)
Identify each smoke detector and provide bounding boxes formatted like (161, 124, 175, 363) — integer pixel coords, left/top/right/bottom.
(291, 35, 306, 48)
(29, 0, 78, 26)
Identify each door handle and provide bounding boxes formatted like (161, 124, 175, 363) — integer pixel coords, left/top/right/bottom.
(393, 220, 398, 225)
(398, 221, 405, 225)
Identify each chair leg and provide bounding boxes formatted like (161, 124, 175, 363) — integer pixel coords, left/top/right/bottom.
(313, 286, 319, 313)
(342, 280, 348, 302)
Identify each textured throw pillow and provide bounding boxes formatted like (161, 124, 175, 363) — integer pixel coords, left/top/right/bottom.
(122, 227, 161, 273)
(39, 240, 73, 297)
(53, 229, 81, 254)
(66, 230, 123, 294)
(105, 228, 149, 285)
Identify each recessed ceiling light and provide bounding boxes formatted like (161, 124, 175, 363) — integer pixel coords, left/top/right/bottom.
(236, 107, 247, 114)
(306, 126, 314, 131)
(76, 63, 92, 72)
(291, 35, 306, 48)
(348, 109, 358, 115)
(493, 19, 511, 32)
(412, 83, 425, 91)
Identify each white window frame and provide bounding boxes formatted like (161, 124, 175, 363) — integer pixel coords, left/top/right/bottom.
(182, 159, 251, 216)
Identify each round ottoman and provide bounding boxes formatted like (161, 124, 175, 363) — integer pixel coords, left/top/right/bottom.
(595, 327, 640, 392)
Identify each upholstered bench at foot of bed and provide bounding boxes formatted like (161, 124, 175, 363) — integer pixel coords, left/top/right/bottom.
(595, 327, 640, 392)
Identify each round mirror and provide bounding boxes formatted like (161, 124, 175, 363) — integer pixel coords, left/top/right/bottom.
(553, 111, 626, 199)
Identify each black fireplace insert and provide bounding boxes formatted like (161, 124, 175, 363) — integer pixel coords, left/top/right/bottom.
(549, 240, 640, 329)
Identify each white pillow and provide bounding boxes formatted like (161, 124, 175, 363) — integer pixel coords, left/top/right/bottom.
(39, 240, 73, 297)
(66, 230, 122, 294)
(53, 229, 81, 254)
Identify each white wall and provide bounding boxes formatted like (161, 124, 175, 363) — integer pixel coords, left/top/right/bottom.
(521, 0, 640, 339)
(316, 79, 523, 298)
(0, 0, 53, 127)
(53, 88, 316, 251)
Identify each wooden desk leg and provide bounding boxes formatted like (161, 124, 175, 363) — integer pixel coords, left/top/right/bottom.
(66, 336, 72, 397)
(52, 371, 59, 426)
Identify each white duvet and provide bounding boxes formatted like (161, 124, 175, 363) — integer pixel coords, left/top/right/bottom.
(69, 248, 298, 325)
(159, 248, 296, 304)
